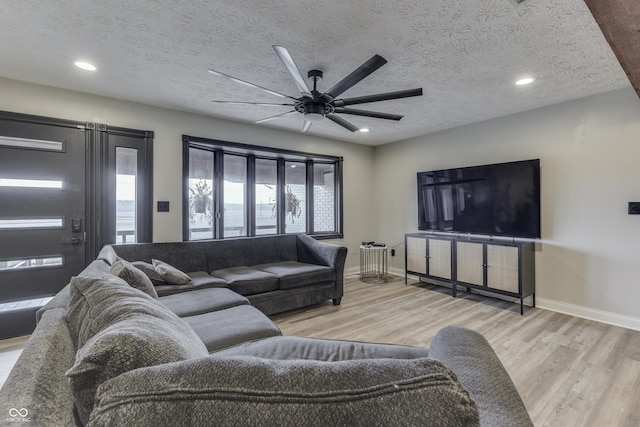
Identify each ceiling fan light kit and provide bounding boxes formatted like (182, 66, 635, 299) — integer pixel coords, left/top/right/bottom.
(209, 45, 423, 133)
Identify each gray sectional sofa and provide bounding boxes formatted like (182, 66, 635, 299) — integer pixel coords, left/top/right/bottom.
(0, 234, 533, 426)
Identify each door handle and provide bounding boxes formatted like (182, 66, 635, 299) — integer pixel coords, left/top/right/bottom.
(62, 237, 82, 245)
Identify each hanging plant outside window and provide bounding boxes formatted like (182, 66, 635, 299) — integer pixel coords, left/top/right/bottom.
(271, 185, 302, 223)
(189, 180, 213, 226)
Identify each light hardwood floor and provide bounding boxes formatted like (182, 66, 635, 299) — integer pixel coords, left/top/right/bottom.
(1, 275, 639, 426)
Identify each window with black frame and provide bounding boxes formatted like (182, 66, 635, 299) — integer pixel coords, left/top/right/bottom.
(182, 135, 343, 240)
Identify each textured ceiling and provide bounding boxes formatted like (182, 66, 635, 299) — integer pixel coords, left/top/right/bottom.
(0, 0, 631, 145)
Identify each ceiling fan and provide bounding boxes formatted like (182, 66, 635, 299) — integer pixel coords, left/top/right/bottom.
(208, 45, 423, 133)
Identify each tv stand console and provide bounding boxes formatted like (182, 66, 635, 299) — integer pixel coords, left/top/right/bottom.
(405, 233, 535, 315)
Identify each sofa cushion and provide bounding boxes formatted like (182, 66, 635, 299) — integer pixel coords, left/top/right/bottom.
(159, 287, 249, 317)
(89, 356, 479, 427)
(131, 261, 165, 285)
(211, 266, 279, 296)
(109, 258, 158, 299)
(182, 305, 281, 352)
(215, 336, 430, 360)
(65, 276, 208, 424)
(154, 271, 228, 297)
(152, 259, 192, 285)
(255, 261, 336, 290)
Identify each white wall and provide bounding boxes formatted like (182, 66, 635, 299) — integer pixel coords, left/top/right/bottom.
(0, 77, 375, 271)
(373, 88, 640, 329)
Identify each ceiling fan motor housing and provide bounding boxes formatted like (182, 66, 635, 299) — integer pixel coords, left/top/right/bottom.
(298, 100, 333, 121)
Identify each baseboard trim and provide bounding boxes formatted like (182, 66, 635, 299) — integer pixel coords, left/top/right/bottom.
(344, 266, 359, 277)
(535, 298, 640, 332)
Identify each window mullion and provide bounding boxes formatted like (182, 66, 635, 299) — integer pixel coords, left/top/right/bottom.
(214, 151, 224, 239)
(247, 156, 256, 237)
(307, 161, 313, 234)
(276, 159, 286, 234)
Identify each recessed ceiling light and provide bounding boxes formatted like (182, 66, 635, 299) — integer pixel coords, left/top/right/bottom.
(515, 77, 534, 86)
(359, 128, 370, 133)
(74, 61, 97, 71)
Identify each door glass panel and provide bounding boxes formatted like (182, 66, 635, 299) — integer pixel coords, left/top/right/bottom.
(223, 155, 247, 237)
(0, 178, 63, 189)
(313, 164, 335, 233)
(0, 297, 53, 313)
(255, 159, 277, 235)
(285, 161, 306, 233)
(188, 148, 214, 240)
(0, 136, 63, 152)
(116, 147, 137, 244)
(0, 218, 64, 230)
(0, 255, 64, 272)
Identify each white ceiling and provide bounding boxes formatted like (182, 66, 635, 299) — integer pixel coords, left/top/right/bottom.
(0, 0, 631, 146)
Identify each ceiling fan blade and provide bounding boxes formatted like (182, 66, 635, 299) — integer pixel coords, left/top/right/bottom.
(211, 100, 295, 107)
(333, 88, 423, 107)
(255, 110, 297, 124)
(326, 114, 359, 132)
(333, 107, 403, 121)
(272, 45, 313, 98)
(208, 69, 297, 101)
(302, 121, 312, 133)
(324, 55, 388, 100)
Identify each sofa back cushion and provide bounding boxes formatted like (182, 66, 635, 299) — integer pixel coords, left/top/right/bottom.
(205, 235, 299, 271)
(89, 355, 479, 426)
(109, 258, 158, 299)
(106, 235, 302, 274)
(112, 241, 211, 273)
(65, 274, 208, 424)
(67, 275, 164, 349)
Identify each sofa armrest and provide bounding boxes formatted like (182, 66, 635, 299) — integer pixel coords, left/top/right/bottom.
(295, 234, 344, 267)
(0, 309, 78, 427)
(428, 326, 533, 427)
(295, 234, 347, 301)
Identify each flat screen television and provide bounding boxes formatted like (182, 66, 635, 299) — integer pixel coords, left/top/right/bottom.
(417, 159, 541, 239)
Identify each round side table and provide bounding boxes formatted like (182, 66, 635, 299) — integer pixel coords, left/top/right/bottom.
(359, 245, 389, 283)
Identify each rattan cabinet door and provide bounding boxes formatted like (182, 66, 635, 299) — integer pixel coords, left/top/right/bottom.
(406, 236, 427, 274)
(486, 244, 519, 293)
(428, 238, 452, 280)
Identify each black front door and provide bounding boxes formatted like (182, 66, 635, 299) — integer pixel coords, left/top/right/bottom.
(0, 114, 89, 338)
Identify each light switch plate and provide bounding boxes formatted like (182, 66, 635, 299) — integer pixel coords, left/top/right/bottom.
(157, 201, 170, 212)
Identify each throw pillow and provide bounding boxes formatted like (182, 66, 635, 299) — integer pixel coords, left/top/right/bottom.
(152, 259, 191, 285)
(131, 260, 166, 285)
(65, 276, 208, 425)
(109, 258, 158, 299)
(89, 356, 480, 426)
